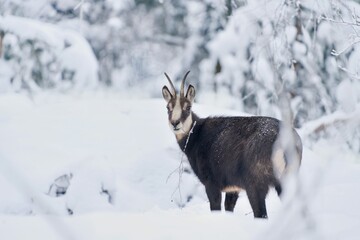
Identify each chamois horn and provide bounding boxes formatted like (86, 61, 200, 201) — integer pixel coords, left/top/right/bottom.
(180, 70, 190, 97)
(164, 72, 176, 96)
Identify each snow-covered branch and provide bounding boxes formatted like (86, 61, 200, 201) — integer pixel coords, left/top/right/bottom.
(331, 38, 360, 56)
(298, 106, 360, 138)
(321, 16, 360, 27)
(142, 35, 185, 47)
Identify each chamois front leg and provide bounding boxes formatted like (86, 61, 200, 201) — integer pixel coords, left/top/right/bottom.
(225, 192, 239, 212)
(205, 186, 222, 211)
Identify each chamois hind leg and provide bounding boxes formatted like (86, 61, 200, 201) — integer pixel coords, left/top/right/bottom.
(274, 182, 282, 197)
(205, 186, 222, 211)
(247, 186, 268, 218)
(225, 192, 239, 212)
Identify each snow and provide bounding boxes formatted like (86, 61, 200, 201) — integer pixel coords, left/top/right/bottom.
(0, 93, 359, 239)
(336, 79, 358, 113)
(298, 106, 360, 138)
(1, 0, 360, 238)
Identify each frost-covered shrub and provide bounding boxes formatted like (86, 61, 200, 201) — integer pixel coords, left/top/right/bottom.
(200, 0, 360, 126)
(198, 0, 360, 153)
(1, 33, 60, 92)
(0, 16, 99, 93)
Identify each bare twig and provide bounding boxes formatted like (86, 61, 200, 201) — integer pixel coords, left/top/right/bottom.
(337, 64, 360, 81)
(331, 38, 360, 56)
(321, 16, 360, 26)
(167, 121, 197, 208)
(260, 2, 317, 239)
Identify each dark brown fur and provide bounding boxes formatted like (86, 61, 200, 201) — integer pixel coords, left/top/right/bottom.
(176, 113, 302, 218)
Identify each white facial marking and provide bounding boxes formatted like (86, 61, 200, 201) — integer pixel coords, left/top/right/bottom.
(168, 96, 194, 140)
(171, 97, 182, 122)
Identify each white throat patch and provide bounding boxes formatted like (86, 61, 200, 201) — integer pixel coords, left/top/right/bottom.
(175, 114, 193, 141)
(168, 96, 194, 140)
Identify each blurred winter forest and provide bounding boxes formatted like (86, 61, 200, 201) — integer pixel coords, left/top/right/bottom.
(0, 0, 360, 154)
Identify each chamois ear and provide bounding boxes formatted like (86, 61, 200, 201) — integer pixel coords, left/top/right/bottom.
(186, 85, 196, 102)
(162, 86, 173, 102)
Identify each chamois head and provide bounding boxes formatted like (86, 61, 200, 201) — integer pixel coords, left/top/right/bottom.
(162, 71, 196, 138)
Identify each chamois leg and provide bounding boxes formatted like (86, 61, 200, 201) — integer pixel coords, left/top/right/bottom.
(275, 182, 282, 197)
(225, 192, 239, 212)
(205, 186, 221, 211)
(247, 187, 268, 218)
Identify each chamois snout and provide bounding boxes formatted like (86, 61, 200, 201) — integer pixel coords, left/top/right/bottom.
(171, 120, 181, 129)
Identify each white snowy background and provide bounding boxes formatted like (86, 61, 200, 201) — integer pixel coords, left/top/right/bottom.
(1, 0, 360, 239)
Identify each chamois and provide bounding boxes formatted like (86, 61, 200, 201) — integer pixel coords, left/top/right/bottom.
(162, 71, 302, 218)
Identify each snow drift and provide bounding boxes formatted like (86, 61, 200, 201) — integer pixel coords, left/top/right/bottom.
(0, 94, 359, 239)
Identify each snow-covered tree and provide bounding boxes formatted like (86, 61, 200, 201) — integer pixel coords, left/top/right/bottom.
(199, 0, 360, 152)
(0, 15, 98, 93)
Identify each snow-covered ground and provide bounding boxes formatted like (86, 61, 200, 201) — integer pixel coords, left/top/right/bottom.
(0, 93, 359, 239)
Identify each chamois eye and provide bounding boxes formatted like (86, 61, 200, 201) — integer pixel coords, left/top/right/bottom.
(186, 105, 191, 111)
